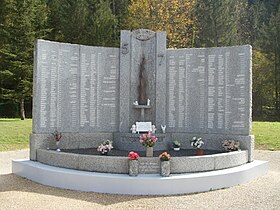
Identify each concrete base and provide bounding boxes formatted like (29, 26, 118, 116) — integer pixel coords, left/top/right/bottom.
(12, 159, 268, 195)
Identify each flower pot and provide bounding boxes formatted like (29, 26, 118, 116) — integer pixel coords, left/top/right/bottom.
(56, 141, 61, 152)
(146, 147, 153, 157)
(128, 160, 139, 176)
(160, 161, 170, 177)
(173, 147, 180, 151)
(196, 149, 204, 156)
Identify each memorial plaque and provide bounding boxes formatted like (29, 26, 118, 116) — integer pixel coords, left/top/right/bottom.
(34, 40, 61, 133)
(79, 46, 119, 132)
(139, 159, 160, 174)
(33, 40, 119, 133)
(58, 43, 80, 132)
(136, 122, 152, 133)
(166, 46, 251, 135)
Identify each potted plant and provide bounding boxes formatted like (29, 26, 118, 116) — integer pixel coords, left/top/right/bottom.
(173, 140, 181, 151)
(139, 132, 157, 157)
(97, 140, 113, 155)
(128, 151, 140, 176)
(222, 140, 240, 152)
(159, 152, 171, 177)
(190, 137, 204, 156)
(52, 131, 62, 152)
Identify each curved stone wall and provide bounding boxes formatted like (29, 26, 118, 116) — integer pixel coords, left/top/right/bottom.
(36, 149, 248, 174)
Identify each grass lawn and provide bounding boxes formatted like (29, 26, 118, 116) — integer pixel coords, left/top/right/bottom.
(0, 119, 279, 151)
(0, 118, 32, 151)
(253, 121, 280, 150)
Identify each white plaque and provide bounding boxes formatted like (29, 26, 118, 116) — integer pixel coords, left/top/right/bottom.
(136, 122, 152, 133)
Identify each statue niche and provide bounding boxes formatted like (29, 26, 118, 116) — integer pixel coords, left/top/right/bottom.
(138, 57, 147, 105)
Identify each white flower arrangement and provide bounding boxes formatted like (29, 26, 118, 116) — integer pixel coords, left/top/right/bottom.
(97, 140, 113, 154)
(190, 137, 204, 149)
(222, 140, 240, 151)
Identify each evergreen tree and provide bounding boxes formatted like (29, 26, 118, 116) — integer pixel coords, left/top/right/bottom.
(195, 0, 239, 47)
(235, 0, 251, 45)
(46, 0, 64, 41)
(85, 0, 117, 46)
(252, 50, 275, 120)
(110, 0, 130, 45)
(47, 0, 117, 47)
(58, 0, 89, 44)
(252, 1, 280, 119)
(0, 0, 49, 119)
(257, 7, 280, 118)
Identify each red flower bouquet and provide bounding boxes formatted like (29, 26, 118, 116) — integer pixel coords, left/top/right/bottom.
(128, 151, 140, 160)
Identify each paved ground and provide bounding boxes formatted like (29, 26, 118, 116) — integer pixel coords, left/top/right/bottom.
(0, 149, 279, 210)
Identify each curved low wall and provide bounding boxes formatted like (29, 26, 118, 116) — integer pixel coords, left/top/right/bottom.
(36, 149, 248, 174)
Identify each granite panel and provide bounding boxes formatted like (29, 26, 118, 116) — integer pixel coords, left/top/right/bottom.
(119, 30, 131, 132)
(166, 46, 252, 135)
(155, 32, 167, 131)
(58, 42, 80, 132)
(32, 42, 39, 134)
(79, 46, 119, 133)
(33, 40, 59, 133)
(33, 40, 119, 134)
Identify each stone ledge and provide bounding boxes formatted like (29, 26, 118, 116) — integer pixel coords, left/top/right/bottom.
(36, 149, 249, 174)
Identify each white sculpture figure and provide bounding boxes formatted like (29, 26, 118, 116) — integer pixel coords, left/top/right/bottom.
(147, 99, 150, 106)
(133, 100, 138, 105)
(151, 125, 156, 133)
(130, 124, 136, 134)
(161, 125, 166, 133)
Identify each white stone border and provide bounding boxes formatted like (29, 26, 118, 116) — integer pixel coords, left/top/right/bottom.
(12, 159, 268, 195)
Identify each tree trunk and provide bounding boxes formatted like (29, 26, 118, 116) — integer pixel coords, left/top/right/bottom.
(274, 42, 279, 116)
(274, 17, 280, 119)
(20, 98, 25, 120)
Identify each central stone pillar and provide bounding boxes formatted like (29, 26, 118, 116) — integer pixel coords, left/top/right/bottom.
(119, 29, 167, 132)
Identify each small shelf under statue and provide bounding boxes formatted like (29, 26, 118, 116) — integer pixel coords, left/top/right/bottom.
(133, 105, 151, 109)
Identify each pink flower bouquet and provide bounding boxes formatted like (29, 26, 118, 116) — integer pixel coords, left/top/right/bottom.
(139, 132, 157, 147)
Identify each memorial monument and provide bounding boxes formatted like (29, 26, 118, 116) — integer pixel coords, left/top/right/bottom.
(30, 29, 253, 159)
(12, 29, 268, 195)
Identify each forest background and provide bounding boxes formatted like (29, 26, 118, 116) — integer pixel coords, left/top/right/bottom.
(0, 0, 279, 121)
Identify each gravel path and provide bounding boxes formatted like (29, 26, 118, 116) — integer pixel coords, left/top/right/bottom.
(0, 149, 279, 210)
